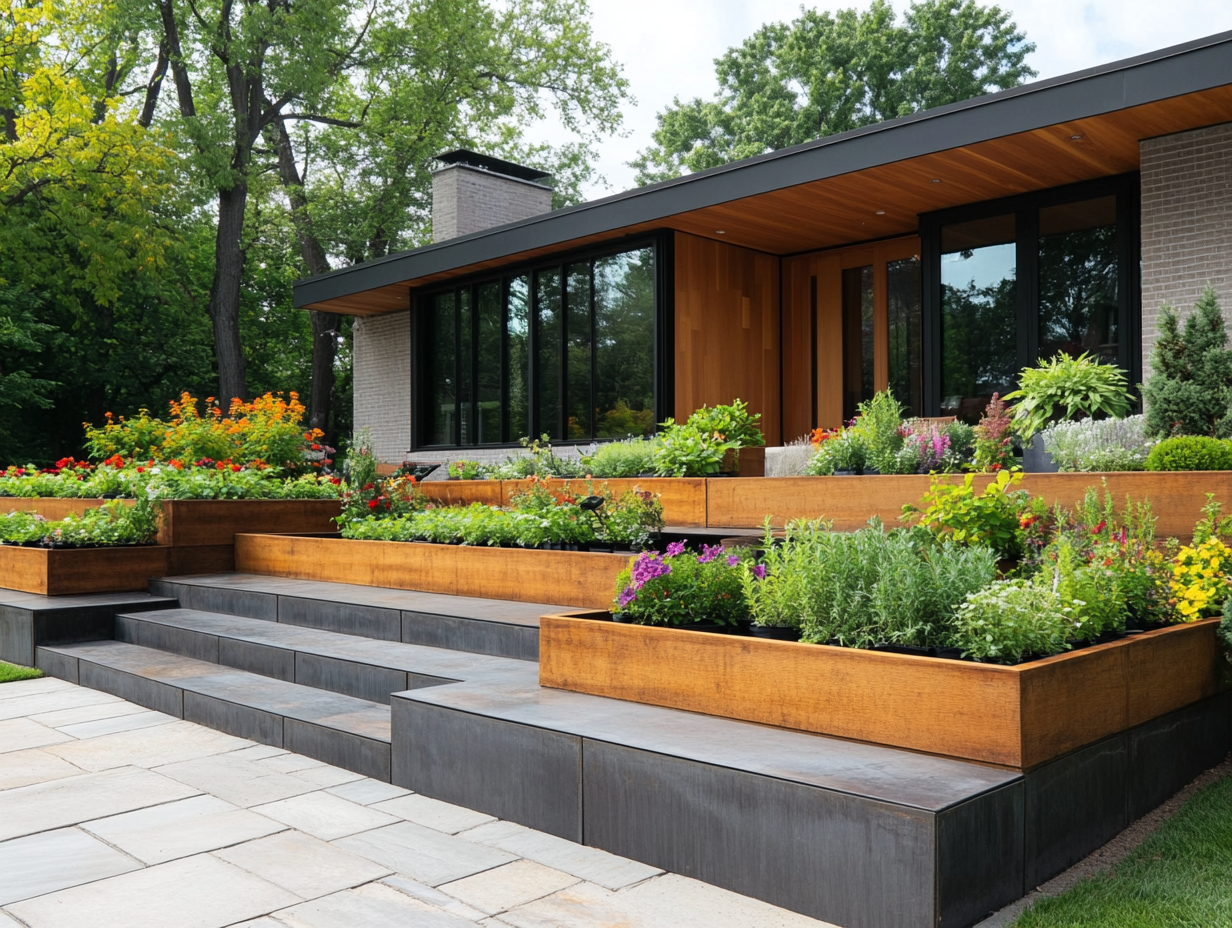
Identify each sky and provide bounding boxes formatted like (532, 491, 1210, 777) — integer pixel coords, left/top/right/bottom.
(541, 0, 1232, 199)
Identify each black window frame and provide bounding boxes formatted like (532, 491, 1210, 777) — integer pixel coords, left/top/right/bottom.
(411, 232, 673, 451)
(920, 173, 1140, 416)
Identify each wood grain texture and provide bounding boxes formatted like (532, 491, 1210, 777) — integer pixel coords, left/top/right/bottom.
(705, 472, 1232, 537)
(539, 615, 1227, 769)
(235, 534, 629, 609)
(674, 232, 781, 444)
(0, 498, 127, 520)
(156, 500, 342, 546)
(418, 480, 505, 508)
(0, 545, 171, 595)
(500, 478, 708, 528)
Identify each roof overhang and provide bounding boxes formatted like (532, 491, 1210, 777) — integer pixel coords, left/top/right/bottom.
(296, 29, 1232, 316)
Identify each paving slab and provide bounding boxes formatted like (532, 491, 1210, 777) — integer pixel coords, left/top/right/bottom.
(82, 795, 286, 864)
(45, 719, 248, 771)
(0, 718, 73, 753)
(251, 791, 399, 841)
(0, 827, 141, 904)
(56, 710, 176, 740)
(462, 820, 662, 891)
(0, 766, 199, 841)
(270, 881, 480, 928)
(372, 793, 496, 835)
(0, 687, 121, 721)
(215, 831, 393, 900)
(285, 763, 364, 789)
(381, 875, 490, 921)
(0, 749, 84, 792)
(438, 860, 579, 916)
(154, 754, 324, 808)
(326, 778, 410, 806)
(28, 701, 151, 729)
(4, 853, 299, 928)
(0, 678, 75, 700)
(334, 822, 517, 887)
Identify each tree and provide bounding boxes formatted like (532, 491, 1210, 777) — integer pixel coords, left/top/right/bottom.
(1142, 287, 1232, 439)
(630, 0, 1035, 184)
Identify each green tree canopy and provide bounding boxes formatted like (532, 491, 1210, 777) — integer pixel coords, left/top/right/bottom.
(630, 0, 1035, 184)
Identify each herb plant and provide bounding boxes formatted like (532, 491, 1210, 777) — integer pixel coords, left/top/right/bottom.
(1041, 414, 1152, 472)
(953, 579, 1072, 663)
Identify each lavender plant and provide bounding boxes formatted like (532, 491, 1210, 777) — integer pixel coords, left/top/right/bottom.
(1040, 414, 1152, 472)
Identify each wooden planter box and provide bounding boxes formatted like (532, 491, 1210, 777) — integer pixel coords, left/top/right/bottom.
(539, 614, 1230, 769)
(501, 478, 708, 528)
(0, 544, 171, 595)
(705, 472, 1232, 538)
(1, 498, 124, 520)
(235, 534, 629, 609)
(418, 480, 505, 508)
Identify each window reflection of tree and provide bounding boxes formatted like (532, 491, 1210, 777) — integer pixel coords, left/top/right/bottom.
(1038, 226, 1118, 363)
(941, 275, 1018, 422)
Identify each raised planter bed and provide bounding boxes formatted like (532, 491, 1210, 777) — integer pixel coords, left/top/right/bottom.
(705, 472, 1232, 538)
(539, 613, 1230, 769)
(418, 480, 504, 508)
(0, 544, 171, 595)
(234, 533, 629, 609)
(1, 498, 120, 520)
(500, 477, 707, 528)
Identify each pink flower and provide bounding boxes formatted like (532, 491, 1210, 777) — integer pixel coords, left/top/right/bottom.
(698, 543, 725, 564)
(630, 553, 671, 588)
(665, 541, 686, 557)
(726, 555, 740, 567)
(751, 563, 767, 579)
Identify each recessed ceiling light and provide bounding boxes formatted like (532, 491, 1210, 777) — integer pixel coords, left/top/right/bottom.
(876, 210, 886, 215)
(930, 178, 941, 184)
(715, 230, 726, 234)
(1071, 134, 1083, 141)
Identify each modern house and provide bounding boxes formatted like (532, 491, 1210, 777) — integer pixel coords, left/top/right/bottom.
(294, 31, 1232, 465)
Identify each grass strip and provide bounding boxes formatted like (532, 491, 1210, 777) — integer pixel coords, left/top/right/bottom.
(0, 661, 43, 684)
(1015, 774, 1232, 928)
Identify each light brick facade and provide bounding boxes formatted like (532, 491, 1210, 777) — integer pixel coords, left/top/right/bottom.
(352, 311, 411, 464)
(1139, 122, 1232, 372)
(431, 164, 553, 243)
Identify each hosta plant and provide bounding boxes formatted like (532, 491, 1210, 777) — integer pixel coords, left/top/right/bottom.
(1003, 353, 1132, 440)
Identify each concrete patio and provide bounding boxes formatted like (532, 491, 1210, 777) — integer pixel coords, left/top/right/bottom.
(0, 675, 834, 928)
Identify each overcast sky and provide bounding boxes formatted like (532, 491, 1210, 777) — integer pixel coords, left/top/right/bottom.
(543, 0, 1232, 198)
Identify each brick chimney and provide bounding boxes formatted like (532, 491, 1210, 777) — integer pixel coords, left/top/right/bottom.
(431, 150, 553, 243)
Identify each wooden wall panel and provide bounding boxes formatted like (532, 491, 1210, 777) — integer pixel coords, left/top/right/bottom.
(674, 233, 781, 444)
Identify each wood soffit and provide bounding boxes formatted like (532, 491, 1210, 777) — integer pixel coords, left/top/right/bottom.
(303, 85, 1232, 317)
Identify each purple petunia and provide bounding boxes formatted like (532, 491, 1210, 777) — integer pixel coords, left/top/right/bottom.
(698, 543, 725, 564)
(751, 563, 767, 579)
(665, 540, 687, 557)
(630, 553, 671, 588)
(726, 555, 740, 567)
(617, 587, 638, 608)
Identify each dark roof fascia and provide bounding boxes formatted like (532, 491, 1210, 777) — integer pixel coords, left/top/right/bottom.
(294, 29, 1232, 309)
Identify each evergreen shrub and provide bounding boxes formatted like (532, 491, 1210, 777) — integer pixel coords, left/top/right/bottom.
(1144, 436, 1232, 472)
(1142, 287, 1232, 438)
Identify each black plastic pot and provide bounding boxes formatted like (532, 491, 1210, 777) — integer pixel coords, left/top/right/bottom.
(750, 624, 801, 641)
(589, 542, 614, 553)
(933, 647, 967, 661)
(677, 621, 734, 634)
(871, 643, 934, 657)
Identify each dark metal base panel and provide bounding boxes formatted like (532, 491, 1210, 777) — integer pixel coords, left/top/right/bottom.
(0, 592, 175, 667)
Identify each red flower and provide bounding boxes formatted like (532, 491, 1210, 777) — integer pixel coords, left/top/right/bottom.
(136, 466, 145, 474)
(231, 464, 241, 472)
(330, 477, 342, 485)
(216, 462, 225, 470)
(368, 499, 379, 509)
(311, 444, 321, 451)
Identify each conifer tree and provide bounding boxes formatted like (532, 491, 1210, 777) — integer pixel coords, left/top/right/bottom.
(1142, 287, 1232, 438)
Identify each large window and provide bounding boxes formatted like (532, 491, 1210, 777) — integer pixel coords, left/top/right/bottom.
(923, 175, 1138, 421)
(417, 242, 659, 448)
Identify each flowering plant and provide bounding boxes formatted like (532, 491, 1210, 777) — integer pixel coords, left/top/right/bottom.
(1170, 538, 1230, 621)
(612, 542, 748, 627)
(972, 393, 1016, 471)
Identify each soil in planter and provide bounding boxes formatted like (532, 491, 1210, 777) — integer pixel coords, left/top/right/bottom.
(750, 624, 801, 641)
(871, 643, 935, 657)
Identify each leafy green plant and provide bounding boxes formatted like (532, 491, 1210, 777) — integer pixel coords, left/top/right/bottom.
(1038, 535, 1125, 641)
(653, 422, 730, 477)
(1144, 436, 1232, 471)
(953, 578, 1072, 663)
(600, 488, 664, 549)
(684, 400, 764, 448)
(804, 430, 867, 474)
(1003, 353, 1132, 440)
(0, 499, 161, 547)
(850, 391, 904, 473)
(1142, 286, 1232, 439)
(613, 543, 748, 627)
(1219, 599, 1232, 663)
(447, 460, 488, 480)
(901, 471, 1027, 558)
(491, 436, 585, 479)
(581, 438, 658, 477)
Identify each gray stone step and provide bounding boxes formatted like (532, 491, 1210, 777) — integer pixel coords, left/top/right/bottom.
(113, 607, 535, 705)
(36, 640, 392, 781)
(150, 573, 550, 661)
(0, 589, 175, 667)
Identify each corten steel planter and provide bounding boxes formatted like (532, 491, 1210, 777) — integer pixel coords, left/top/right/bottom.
(1, 498, 124, 520)
(500, 478, 708, 528)
(235, 533, 629, 609)
(0, 544, 172, 595)
(704, 471, 1232, 537)
(539, 613, 1230, 769)
(418, 480, 505, 508)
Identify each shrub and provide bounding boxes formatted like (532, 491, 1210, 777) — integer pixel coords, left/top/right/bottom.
(953, 579, 1072, 663)
(895, 420, 969, 474)
(1041, 414, 1152, 472)
(447, 460, 488, 480)
(685, 400, 764, 448)
(804, 430, 866, 475)
(972, 393, 1016, 470)
(1219, 599, 1232, 661)
(850, 391, 905, 473)
(1144, 436, 1232, 472)
(653, 400, 763, 477)
(613, 543, 748, 627)
(490, 436, 584, 479)
(901, 470, 1028, 559)
(1141, 286, 1232, 439)
(581, 438, 657, 477)
(1038, 535, 1126, 641)
(1003, 353, 1132, 440)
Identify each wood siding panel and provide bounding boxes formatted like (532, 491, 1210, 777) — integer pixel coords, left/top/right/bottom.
(674, 233, 781, 444)
(0, 546, 171, 595)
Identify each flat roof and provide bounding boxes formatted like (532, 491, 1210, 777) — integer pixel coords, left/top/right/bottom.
(296, 29, 1232, 314)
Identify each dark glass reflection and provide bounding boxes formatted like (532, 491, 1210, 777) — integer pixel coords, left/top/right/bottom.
(457, 288, 472, 444)
(476, 282, 502, 444)
(941, 214, 1017, 422)
(594, 249, 655, 438)
(427, 291, 456, 445)
(888, 256, 922, 418)
(1038, 196, 1119, 363)
(536, 268, 562, 440)
(566, 263, 592, 439)
(842, 265, 874, 422)
(507, 276, 530, 442)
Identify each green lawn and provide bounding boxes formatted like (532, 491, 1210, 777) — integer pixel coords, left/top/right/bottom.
(0, 661, 42, 684)
(1015, 775, 1232, 928)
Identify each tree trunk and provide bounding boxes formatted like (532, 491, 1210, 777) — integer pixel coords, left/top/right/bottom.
(209, 183, 249, 403)
(309, 311, 340, 434)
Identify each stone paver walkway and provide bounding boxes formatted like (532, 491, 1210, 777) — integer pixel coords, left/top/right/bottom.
(0, 677, 836, 928)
